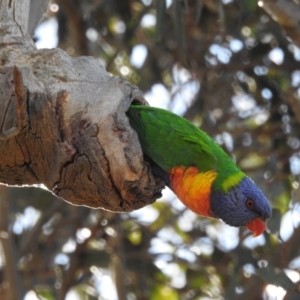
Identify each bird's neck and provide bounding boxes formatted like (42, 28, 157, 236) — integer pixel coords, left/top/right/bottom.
(213, 171, 246, 192)
(168, 166, 217, 217)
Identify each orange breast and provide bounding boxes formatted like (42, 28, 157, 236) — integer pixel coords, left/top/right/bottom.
(169, 166, 218, 217)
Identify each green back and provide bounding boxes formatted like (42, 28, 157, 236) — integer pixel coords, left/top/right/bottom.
(127, 105, 241, 186)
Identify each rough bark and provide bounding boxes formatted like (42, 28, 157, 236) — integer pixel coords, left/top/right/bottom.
(0, 0, 164, 211)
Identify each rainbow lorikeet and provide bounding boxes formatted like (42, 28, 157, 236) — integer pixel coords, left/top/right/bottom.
(127, 105, 272, 237)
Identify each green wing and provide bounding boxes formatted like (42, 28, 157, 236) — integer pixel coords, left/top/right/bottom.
(127, 105, 230, 172)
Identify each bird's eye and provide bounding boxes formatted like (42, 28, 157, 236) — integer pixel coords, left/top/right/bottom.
(246, 199, 255, 209)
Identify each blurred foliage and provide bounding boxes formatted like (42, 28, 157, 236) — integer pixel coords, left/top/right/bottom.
(1, 0, 300, 299)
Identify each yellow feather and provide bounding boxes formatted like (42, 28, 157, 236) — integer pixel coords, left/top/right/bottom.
(221, 172, 245, 193)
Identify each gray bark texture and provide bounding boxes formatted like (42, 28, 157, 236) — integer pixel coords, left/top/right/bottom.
(0, 0, 164, 211)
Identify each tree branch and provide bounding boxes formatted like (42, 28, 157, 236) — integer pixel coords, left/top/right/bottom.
(28, 0, 49, 37)
(261, 0, 300, 48)
(0, 186, 25, 300)
(0, 0, 164, 211)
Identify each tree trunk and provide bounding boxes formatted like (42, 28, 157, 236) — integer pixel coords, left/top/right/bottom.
(0, 0, 164, 211)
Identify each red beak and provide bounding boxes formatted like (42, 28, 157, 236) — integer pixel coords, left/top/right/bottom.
(246, 218, 266, 237)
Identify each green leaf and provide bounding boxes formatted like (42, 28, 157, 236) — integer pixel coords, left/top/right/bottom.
(127, 229, 142, 245)
(36, 289, 55, 300)
(273, 191, 290, 214)
(150, 285, 179, 300)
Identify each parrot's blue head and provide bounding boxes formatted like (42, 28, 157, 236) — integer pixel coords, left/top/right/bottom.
(210, 176, 272, 236)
